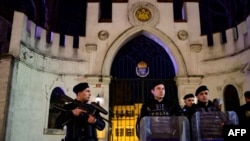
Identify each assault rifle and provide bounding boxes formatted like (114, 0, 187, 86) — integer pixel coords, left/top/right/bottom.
(54, 94, 110, 124)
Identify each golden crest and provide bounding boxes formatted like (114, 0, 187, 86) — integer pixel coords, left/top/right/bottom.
(137, 61, 147, 68)
(136, 61, 149, 77)
(135, 7, 152, 22)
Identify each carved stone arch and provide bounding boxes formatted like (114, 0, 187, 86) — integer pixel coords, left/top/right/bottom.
(102, 26, 187, 77)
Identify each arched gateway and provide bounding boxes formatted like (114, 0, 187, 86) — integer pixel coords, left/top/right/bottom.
(102, 27, 187, 141)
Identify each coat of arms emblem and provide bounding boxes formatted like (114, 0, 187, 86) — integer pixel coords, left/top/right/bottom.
(136, 61, 149, 77)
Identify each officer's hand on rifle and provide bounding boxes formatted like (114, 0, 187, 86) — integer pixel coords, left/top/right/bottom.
(72, 108, 87, 116)
(87, 114, 97, 124)
(72, 108, 96, 123)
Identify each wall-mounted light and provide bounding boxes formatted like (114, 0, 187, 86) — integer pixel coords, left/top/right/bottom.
(95, 93, 104, 105)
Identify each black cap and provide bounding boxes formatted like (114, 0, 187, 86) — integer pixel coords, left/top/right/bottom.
(73, 82, 89, 94)
(183, 93, 194, 100)
(195, 85, 209, 96)
(150, 81, 165, 90)
(244, 91, 250, 98)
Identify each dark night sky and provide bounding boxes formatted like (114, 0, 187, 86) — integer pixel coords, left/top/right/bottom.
(0, 0, 250, 37)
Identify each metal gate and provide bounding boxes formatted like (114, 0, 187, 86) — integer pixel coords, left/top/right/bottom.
(108, 34, 178, 141)
(108, 79, 178, 141)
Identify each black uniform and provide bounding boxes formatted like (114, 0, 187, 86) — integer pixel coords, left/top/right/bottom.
(55, 100, 105, 141)
(237, 102, 250, 128)
(136, 99, 181, 138)
(182, 104, 196, 141)
(182, 104, 196, 121)
(195, 100, 220, 112)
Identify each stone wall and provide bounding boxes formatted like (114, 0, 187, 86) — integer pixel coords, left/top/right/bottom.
(3, 1, 250, 141)
(0, 55, 13, 141)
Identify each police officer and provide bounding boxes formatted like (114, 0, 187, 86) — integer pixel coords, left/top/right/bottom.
(182, 93, 196, 120)
(182, 93, 196, 141)
(237, 91, 250, 128)
(195, 85, 219, 112)
(136, 81, 181, 138)
(55, 82, 105, 141)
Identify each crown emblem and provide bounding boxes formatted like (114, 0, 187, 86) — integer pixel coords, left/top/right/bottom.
(137, 61, 147, 68)
(136, 61, 149, 77)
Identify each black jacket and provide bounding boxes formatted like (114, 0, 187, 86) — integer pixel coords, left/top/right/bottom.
(237, 102, 250, 128)
(182, 104, 196, 141)
(182, 104, 196, 121)
(195, 100, 220, 112)
(55, 100, 105, 141)
(136, 99, 181, 138)
(138, 99, 182, 120)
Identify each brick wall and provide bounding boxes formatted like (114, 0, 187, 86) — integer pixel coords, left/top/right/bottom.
(0, 54, 14, 141)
